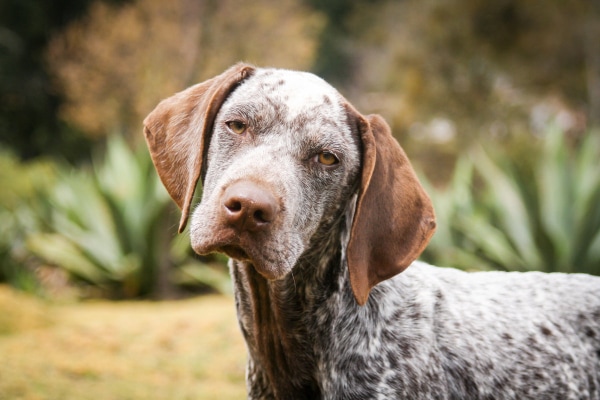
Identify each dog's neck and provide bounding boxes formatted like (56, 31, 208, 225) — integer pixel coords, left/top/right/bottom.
(230, 214, 349, 398)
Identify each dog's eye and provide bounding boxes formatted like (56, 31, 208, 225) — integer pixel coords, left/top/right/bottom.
(226, 120, 247, 135)
(317, 151, 339, 166)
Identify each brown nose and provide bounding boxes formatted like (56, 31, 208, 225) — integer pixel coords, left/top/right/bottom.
(222, 181, 279, 232)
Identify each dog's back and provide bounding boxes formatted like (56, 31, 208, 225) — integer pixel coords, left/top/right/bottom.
(371, 263, 600, 399)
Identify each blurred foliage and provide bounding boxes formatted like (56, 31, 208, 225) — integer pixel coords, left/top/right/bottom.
(0, 0, 129, 161)
(0, 150, 56, 292)
(422, 127, 600, 275)
(24, 136, 230, 298)
(3, 0, 599, 149)
(46, 0, 324, 139)
(305, 0, 382, 86)
(333, 0, 600, 131)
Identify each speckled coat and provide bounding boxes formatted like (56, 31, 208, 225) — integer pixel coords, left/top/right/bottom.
(144, 63, 600, 399)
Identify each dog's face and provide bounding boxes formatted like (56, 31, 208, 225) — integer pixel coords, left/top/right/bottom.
(190, 69, 362, 279)
(144, 63, 436, 304)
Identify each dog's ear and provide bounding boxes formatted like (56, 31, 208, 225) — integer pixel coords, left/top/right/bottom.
(347, 113, 436, 306)
(144, 63, 255, 233)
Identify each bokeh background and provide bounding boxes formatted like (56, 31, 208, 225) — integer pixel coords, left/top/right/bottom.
(1, 0, 599, 398)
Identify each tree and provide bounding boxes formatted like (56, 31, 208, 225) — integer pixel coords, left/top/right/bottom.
(317, 0, 600, 136)
(46, 0, 325, 140)
(0, 0, 128, 160)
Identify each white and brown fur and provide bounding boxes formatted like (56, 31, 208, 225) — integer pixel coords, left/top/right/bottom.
(144, 63, 600, 399)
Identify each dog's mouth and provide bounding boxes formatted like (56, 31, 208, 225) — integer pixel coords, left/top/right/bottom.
(212, 242, 288, 280)
(219, 244, 251, 261)
(192, 228, 298, 281)
(192, 229, 252, 260)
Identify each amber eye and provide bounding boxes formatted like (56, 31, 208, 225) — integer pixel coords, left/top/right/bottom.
(226, 120, 247, 134)
(317, 151, 339, 166)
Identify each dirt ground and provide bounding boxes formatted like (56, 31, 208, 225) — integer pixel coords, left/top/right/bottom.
(0, 286, 247, 400)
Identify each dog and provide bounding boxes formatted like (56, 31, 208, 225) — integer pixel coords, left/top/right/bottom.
(144, 63, 600, 399)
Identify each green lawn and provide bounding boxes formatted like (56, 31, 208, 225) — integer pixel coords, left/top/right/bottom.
(0, 286, 247, 399)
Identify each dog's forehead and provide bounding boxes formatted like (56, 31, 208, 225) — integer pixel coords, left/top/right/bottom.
(227, 68, 346, 120)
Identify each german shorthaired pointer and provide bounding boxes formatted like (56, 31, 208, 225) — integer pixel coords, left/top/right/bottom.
(144, 63, 600, 399)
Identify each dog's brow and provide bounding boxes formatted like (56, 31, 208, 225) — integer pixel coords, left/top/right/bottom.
(222, 103, 263, 120)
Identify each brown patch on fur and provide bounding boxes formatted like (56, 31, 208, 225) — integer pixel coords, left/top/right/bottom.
(240, 263, 318, 398)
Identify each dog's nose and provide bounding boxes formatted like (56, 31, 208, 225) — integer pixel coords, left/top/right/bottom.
(222, 181, 279, 232)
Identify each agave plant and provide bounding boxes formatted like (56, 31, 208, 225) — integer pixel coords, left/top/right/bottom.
(26, 136, 229, 298)
(0, 151, 56, 292)
(419, 157, 493, 270)
(422, 127, 600, 275)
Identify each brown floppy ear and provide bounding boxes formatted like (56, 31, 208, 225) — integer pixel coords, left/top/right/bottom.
(347, 114, 436, 305)
(143, 63, 255, 233)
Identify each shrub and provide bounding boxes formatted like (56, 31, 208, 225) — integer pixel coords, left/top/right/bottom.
(422, 127, 600, 275)
(0, 151, 56, 293)
(26, 136, 229, 298)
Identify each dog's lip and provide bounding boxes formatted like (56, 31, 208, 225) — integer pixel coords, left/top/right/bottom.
(193, 236, 251, 261)
(194, 236, 254, 264)
(217, 244, 283, 280)
(192, 232, 286, 280)
(219, 244, 251, 261)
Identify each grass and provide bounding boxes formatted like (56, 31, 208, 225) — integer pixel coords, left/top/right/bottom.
(0, 286, 247, 399)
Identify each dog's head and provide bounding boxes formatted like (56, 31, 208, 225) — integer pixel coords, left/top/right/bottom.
(144, 63, 436, 305)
